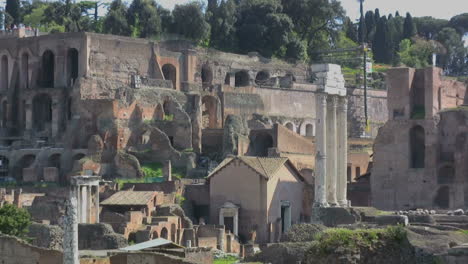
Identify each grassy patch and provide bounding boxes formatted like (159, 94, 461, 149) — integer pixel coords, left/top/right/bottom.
(213, 256, 239, 264)
(141, 162, 164, 178)
(313, 226, 407, 255)
(163, 114, 174, 121)
(457, 230, 468, 235)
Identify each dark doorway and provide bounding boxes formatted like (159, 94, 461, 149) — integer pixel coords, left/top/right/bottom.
(32, 94, 52, 132)
(235, 71, 249, 87)
(21, 53, 28, 89)
(410, 125, 425, 168)
(250, 133, 273, 157)
(40, 50, 55, 88)
(224, 217, 234, 234)
(434, 186, 450, 208)
(161, 227, 168, 239)
(162, 64, 177, 89)
(1, 55, 8, 91)
(67, 48, 79, 86)
(201, 65, 213, 86)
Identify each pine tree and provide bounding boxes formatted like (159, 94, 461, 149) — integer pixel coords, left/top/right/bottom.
(403, 12, 416, 39)
(5, 0, 21, 26)
(103, 0, 131, 36)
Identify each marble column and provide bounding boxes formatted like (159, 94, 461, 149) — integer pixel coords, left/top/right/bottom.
(337, 97, 348, 207)
(326, 96, 338, 206)
(94, 186, 100, 223)
(81, 185, 87, 223)
(63, 195, 79, 264)
(314, 93, 328, 207)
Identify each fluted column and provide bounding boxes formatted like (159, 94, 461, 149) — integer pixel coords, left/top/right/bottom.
(326, 96, 338, 206)
(314, 93, 328, 207)
(337, 97, 348, 207)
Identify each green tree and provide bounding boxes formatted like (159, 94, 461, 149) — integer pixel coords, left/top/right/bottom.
(343, 16, 358, 43)
(414, 16, 449, 39)
(236, 0, 293, 57)
(357, 0, 366, 43)
(364, 10, 376, 42)
(0, 204, 31, 238)
(171, 2, 210, 43)
(209, 0, 238, 51)
(450, 13, 468, 35)
(373, 16, 394, 63)
(103, 0, 131, 36)
(435, 27, 467, 75)
(5, 0, 21, 26)
(403, 12, 416, 39)
(398, 37, 435, 68)
(127, 0, 161, 38)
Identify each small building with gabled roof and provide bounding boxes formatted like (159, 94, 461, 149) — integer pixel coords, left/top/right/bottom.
(100, 191, 161, 217)
(207, 156, 305, 243)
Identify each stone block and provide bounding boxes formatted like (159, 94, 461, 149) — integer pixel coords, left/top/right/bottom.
(407, 214, 435, 224)
(22, 168, 37, 182)
(375, 215, 409, 226)
(43, 167, 59, 182)
(311, 207, 359, 227)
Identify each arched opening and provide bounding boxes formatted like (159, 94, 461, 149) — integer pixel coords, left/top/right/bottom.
(235, 71, 249, 87)
(201, 65, 213, 86)
(202, 96, 218, 129)
(21, 53, 29, 89)
(305, 124, 314, 137)
(48, 153, 61, 169)
(224, 73, 231, 85)
(153, 104, 164, 120)
(410, 125, 425, 168)
(255, 71, 269, 85)
(152, 231, 159, 239)
(2, 101, 7, 128)
(285, 122, 294, 132)
(40, 50, 55, 88)
(250, 132, 273, 157)
(438, 165, 455, 184)
(0, 156, 9, 177)
(434, 186, 450, 208)
(16, 154, 36, 181)
(128, 232, 137, 244)
(1, 55, 8, 91)
(67, 48, 79, 86)
(162, 64, 177, 90)
(163, 99, 171, 117)
(161, 227, 168, 239)
(32, 94, 52, 132)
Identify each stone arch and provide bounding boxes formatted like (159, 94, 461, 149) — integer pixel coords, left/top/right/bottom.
(255, 70, 269, 85)
(21, 53, 29, 89)
(0, 155, 9, 177)
(161, 227, 169, 239)
(67, 48, 79, 86)
(1, 55, 8, 91)
(202, 96, 218, 129)
(438, 165, 455, 184)
(434, 186, 450, 208)
(48, 153, 61, 169)
(40, 50, 55, 88)
(201, 64, 213, 86)
(235, 70, 249, 87)
(410, 125, 425, 168)
(162, 64, 177, 89)
(250, 132, 273, 157)
(152, 230, 159, 239)
(32, 94, 52, 132)
(16, 154, 36, 181)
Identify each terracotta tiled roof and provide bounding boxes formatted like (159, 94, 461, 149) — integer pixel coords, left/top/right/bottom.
(207, 156, 289, 180)
(101, 191, 156, 206)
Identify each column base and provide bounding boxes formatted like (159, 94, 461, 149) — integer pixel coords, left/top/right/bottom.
(338, 200, 349, 207)
(313, 201, 329, 208)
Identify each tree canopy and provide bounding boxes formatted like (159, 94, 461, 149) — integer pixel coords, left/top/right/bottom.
(0, 204, 31, 238)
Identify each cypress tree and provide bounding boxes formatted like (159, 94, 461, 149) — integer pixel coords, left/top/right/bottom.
(365, 11, 375, 43)
(403, 12, 416, 39)
(373, 16, 390, 63)
(395, 11, 401, 17)
(5, 0, 20, 26)
(374, 8, 381, 22)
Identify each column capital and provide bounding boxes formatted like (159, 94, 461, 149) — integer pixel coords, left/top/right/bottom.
(317, 93, 328, 106)
(328, 95, 338, 108)
(338, 96, 348, 112)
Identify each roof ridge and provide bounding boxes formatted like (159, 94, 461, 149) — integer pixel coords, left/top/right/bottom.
(256, 157, 269, 177)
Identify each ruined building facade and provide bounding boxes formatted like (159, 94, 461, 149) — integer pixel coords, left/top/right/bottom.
(0, 32, 387, 182)
(372, 67, 468, 210)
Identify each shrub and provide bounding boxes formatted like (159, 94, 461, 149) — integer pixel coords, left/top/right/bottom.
(281, 223, 326, 242)
(0, 204, 31, 238)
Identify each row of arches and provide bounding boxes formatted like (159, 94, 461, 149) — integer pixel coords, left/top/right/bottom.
(0, 48, 79, 90)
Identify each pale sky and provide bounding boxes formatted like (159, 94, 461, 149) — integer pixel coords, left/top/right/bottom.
(159, 0, 468, 21)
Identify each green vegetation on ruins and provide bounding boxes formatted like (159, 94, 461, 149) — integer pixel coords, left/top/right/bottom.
(115, 162, 186, 188)
(0, 204, 32, 239)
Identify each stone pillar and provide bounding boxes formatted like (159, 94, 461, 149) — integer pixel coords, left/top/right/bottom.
(94, 186, 100, 223)
(337, 97, 348, 207)
(81, 185, 87, 223)
(25, 99, 32, 130)
(63, 194, 79, 264)
(233, 212, 238, 236)
(326, 96, 338, 206)
(314, 93, 328, 207)
(163, 160, 172, 181)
